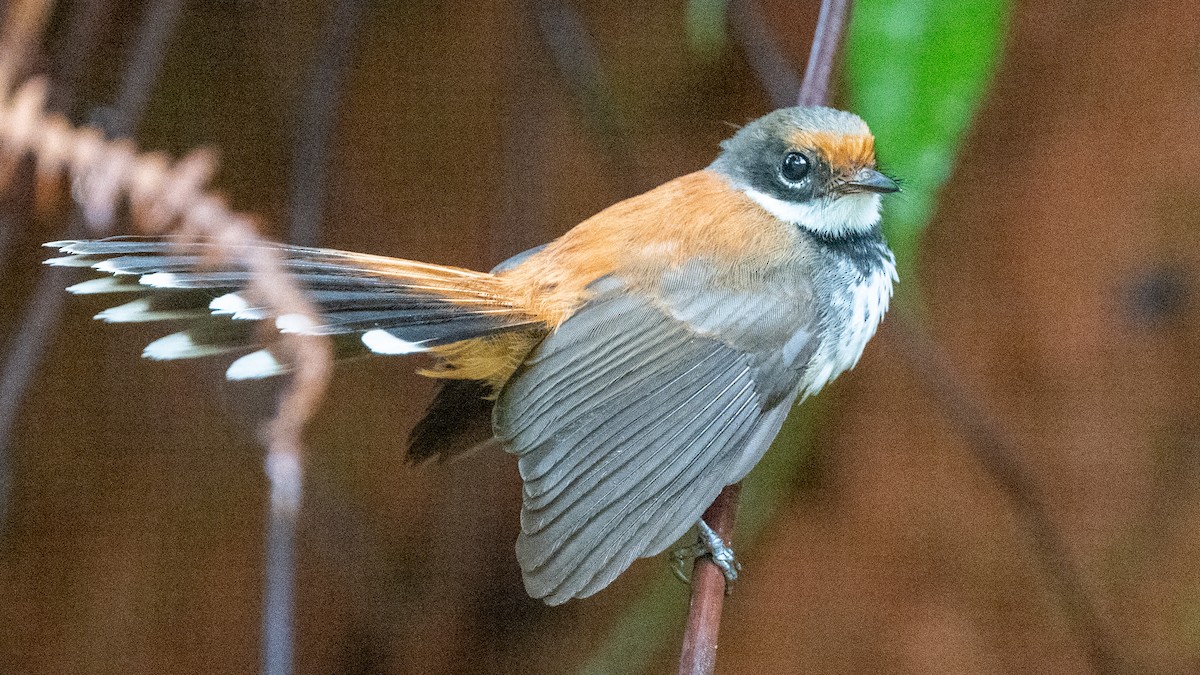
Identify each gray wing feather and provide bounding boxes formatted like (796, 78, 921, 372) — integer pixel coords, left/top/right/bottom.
(507, 319, 682, 457)
(519, 347, 730, 516)
(495, 285, 810, 604)
(565, 379, 764, 598)
(518, 349, 747, 549)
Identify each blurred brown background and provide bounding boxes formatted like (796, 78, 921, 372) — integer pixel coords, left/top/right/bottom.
(1, 0, 1199, 673)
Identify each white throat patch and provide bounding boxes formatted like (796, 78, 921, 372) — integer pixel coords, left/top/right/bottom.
(744, 189, 882, 238)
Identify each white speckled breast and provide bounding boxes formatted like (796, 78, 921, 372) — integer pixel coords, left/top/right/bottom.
(800, 251, 896, 397)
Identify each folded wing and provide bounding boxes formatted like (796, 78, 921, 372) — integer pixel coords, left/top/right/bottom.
(494, 275, 815, 604)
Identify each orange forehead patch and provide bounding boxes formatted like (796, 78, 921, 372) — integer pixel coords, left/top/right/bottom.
(787, 130, 875, 173)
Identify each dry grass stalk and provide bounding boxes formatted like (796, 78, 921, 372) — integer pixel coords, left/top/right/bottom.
(0, 72, 333, 494)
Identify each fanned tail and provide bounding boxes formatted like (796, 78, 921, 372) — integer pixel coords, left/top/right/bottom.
(46, 237, 544, 380)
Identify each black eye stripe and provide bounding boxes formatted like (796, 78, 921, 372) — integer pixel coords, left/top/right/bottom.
(780, 152, 810, 183)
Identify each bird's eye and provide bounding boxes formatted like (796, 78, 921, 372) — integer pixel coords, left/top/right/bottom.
(780, 152, 810, 183)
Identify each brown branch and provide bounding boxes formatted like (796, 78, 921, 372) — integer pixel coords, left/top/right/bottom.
(796, 0, 851, 108)
(677, 2, 852, 673)
(677, 484, 741, 675)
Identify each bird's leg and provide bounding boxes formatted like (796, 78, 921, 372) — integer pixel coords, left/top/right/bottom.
(670, 519, 742, 590)
(697, 519, 741, 585)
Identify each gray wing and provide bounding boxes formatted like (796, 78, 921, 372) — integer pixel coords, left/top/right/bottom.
(493, 270, 816, 604)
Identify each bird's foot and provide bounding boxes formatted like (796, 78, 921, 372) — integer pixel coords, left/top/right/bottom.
(670, 520, 741, 592)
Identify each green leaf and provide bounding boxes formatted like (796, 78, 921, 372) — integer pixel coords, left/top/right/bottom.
(685, 0, 729, 59)
(845, 0, 1010, 278)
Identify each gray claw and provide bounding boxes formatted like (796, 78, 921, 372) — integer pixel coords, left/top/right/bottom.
(671, 541, 706, 584)
(669, 520, 742, 590)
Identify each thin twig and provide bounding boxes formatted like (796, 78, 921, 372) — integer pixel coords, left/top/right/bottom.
(287, 0, 366, 247)
(0, 0, 185, 525)
(92, 0, 187, 138)
(265, 2, 367, 672)
(0, 20, 334, 675)
(0, 0, 55, 530)
(677, 2, 851, 673)
(261, 441, 301, 675)
(796, 0, 850, 108)
(45, 0, 116, 116)
(677, 484, 740, 675)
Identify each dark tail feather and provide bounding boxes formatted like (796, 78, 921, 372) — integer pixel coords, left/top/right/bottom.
(47, 237, 544, 379)
(407, 379, 496, 463)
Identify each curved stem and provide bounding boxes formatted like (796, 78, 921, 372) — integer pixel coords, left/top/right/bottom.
(797, 0, 851, 108)
(676, 1, 852, 672)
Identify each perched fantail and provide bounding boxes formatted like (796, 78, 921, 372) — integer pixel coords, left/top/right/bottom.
(47, 106, 899, 605)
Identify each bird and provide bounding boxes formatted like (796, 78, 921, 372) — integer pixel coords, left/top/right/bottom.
(45, 106, 899, 605)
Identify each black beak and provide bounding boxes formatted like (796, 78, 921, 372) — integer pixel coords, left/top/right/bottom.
(842, 168, 900, 194)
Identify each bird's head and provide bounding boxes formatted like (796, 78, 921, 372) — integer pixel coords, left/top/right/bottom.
(710, 106, 898, 239)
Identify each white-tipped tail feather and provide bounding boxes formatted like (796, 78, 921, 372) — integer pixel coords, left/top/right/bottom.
(226, 350, 287, 380)
(275, 313, 316, 334)
(209, 292, 250, 315)
(139, 272, 179, 288)
(93, 259, 134, 275)
(95, 298, 197, 323)
(49, 238, 541, 379)
(144, 332, 235, 360)
(209, 293, 267, 320)
(67, 277, 139, 294)
(361, 329, 429, 354)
